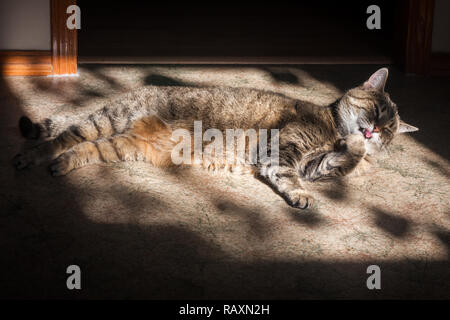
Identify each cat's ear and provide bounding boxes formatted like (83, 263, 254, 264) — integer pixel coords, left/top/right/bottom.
(398, 120, 419, 133)
(363, 68, 389, 92)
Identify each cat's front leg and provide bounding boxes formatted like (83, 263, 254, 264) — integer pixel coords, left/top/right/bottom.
(302, 133, 366, 181)
(257, 164, 313, 209)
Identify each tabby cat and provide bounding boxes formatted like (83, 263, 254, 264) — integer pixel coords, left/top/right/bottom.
(13, 68, 417, 209)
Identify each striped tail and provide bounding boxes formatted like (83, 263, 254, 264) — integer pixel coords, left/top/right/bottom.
(19, 116, 41, 139)
(19, 116, 55, 140)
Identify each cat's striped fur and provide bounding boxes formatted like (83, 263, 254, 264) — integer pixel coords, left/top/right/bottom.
(13, 68, 417, 209)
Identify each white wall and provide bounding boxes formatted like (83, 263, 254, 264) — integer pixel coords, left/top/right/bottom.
(432, 0, 450, 53)
(0, 0, 51, 50)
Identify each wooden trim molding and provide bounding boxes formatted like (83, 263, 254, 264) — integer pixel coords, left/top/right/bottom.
(0, 0, 77, 76)
(0, 50, 52, 76)
(51, 0, 77, 75)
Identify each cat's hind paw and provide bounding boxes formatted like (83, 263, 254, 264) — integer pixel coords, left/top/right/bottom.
(49, 154, 73, 176)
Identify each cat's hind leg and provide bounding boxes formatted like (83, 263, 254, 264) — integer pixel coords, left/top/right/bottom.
(13, 110, 117, 169)
(49, 135, 141, 176)
(49, 117, 175, 176)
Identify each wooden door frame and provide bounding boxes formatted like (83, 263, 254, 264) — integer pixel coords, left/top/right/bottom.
(0, 0, 77, 76)
(395, 0, 434, 74)
(394, 0, 435, 75)
(395, 0, 450, 76)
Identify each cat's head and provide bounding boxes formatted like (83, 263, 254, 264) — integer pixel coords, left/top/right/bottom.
(336, 68, 418, 155)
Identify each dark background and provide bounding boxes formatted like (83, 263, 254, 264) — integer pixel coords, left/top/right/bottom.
(78, 1, 395, 60)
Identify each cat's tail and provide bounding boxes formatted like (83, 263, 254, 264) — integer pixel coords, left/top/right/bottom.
(19, 116, 58, 140)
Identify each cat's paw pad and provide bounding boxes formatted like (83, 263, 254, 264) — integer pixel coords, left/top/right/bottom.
(285, 190, 314, 209)
(49, 155, 73, 176)
(345, 133, 366, 157)
(12, 153, 33, 170)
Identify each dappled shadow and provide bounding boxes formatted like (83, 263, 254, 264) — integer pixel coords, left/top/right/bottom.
(371, 207, 411, 238)
(284, 207, 327, 228)
(433, 226, 450, 256)
(287, 65, 375, 92)
(1, 65, 450, 299)
(105, 184, 170, 217)
(317, 178, 349, 202)
(144, 74, 193, 87)
(29, 77, 106, 107)
(261, 67, 299, 85)
(213, 199, 273, 240)
(27, 66, 134, 108)
(82, 65, 123, 90)
(422, 157, 450, 179)
(158, 167, 273, 237)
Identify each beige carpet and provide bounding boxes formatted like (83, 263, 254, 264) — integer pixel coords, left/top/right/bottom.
(0, 64, 449, 298)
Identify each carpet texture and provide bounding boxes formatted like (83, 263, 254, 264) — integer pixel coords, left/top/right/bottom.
(0, 65, 449, 299)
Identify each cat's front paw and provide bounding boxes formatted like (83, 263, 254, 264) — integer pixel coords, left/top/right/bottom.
(12, 152, 34, 170)
(345, 133, 366, 157)
(49, 154, 73, 176)
(285, 190, 314, 209)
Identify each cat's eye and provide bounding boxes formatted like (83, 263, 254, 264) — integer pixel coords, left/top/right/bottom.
(373, 126, 380, 133)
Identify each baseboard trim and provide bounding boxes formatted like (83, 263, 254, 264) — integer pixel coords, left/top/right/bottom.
(78, 55, 393, 65)
(0, 51, 52, 76)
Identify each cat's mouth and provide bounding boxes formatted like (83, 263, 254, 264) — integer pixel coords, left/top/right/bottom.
(359, 126, 379, 139)
(360, 128, 372, 139)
